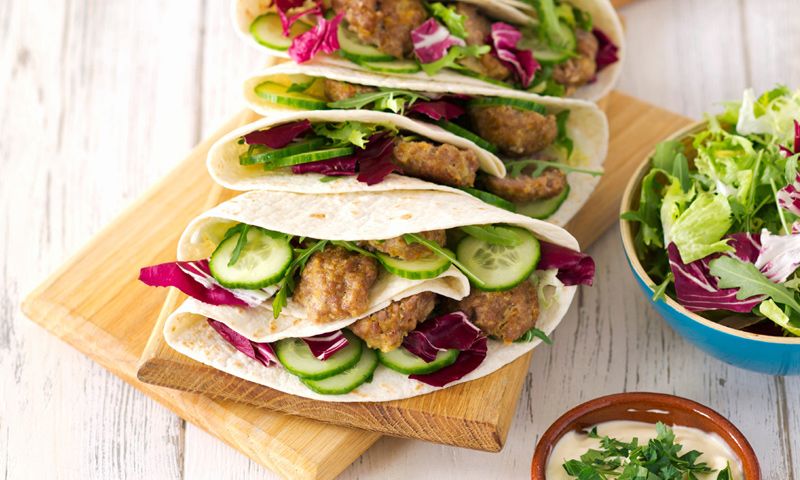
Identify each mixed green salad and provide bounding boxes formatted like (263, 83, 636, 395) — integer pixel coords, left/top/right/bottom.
(623, 86, 800, 337)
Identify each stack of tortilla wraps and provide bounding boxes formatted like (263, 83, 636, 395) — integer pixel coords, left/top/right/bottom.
(140, 0, 620, 402)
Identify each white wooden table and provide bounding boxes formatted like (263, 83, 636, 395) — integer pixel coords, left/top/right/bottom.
(2, 0, 798, 478)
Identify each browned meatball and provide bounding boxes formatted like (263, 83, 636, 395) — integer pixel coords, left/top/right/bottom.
(392, 140, 479, 188)
(468, 105, 558, 157)
(484, 167, 567, 203)
(349, 292, 436, 351)
(552, 30, 599, 92)
(293, 246, 379, 323)
(363, 230, 446, 260)
(455, 3, 511, 81)
(324, 79, 377, 102)
(331, 0, 428, 59)
(447, 281, 539, 342)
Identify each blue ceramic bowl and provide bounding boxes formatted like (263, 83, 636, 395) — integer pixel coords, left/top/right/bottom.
(620, 122, 800, 376)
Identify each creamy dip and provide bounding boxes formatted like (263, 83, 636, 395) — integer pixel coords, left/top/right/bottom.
(545, 420, 743, 479)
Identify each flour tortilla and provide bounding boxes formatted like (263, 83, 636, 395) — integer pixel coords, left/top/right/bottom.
(231, 0, 624, 101)
(164, 189, 579, 402)
(211, 95, 606, 226)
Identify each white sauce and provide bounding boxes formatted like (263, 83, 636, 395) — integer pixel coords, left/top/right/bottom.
(545, 420, 743, 479)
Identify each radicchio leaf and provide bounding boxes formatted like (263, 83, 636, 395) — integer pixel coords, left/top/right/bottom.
(139, 261, 248, 307)
(537, 242, 595, 286)
(355, 132, 398, 185)
(411, 18, 465, 64)
(489, 22, 539, 88)
(409, 337, 487, 387)
(592, 28, 619, 72)
(275, 0, 322, 37)
(402, 311, 483, 362)
(777, 173, 800, 216)
(667, 241, 764, 313)
(755, 229, 800, 283)
(302, 331, 349, 360)
(407, 99, 465, 121)
(207, 319, 278, 367)
(243, 120, 312, 148)
(288, 13, 343, 63)
(291, 156, 357, 176)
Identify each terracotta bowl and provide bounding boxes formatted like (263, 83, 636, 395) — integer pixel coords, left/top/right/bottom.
(531, 392, 760, 479)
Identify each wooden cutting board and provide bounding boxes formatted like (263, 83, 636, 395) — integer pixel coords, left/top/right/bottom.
(22, 91, 690, 479)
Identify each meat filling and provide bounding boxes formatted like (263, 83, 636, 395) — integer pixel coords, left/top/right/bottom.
(392, 139, 479, 188)
(447, 281, 539, 343)
(363, 230, 446, 260)
(349, 292, 437, 351)
(324, 79, 377, 102)
(293, 246, 379, 323)
(455, 2, 511, 81)
(468, 105, 558, 157)
(483, 167, 567, 203)
(331, 0, 428, 59)
(552, 30, 599, 92)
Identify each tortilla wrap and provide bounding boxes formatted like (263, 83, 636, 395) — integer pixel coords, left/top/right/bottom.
(210, 99, 606, 226)
(165, 189, 579, 402)
(232, 0, 624, 101)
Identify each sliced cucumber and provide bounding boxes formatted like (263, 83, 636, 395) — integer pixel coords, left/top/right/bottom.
(356, 59, 421, 74)
(468, 97, 548, 115)
(301, 347, 378, 395)
(456, 226, 540, 291)
(240, 138, 328, 166)
(516, 184, 570, 219)
(378, 347, 458, 375)
(376, 251, 451, 280)
(209, 227, 293, 289)
(275, 331, 363, 380)
(254, 81, 328, 110)
(436, 121, 499, 154)
(263, 146, 354, 170)
(459, 187, 517, 212)
(519, 35, 573, 65)
(338, 24, 395, 62)
(250, 14, 311, 51)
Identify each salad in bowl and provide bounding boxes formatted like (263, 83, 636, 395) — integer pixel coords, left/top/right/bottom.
(623, 86, 800, 340)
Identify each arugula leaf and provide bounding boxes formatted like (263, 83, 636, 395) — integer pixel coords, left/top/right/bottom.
(651, 272, 674, 302)
(272, 240, 328, 318)
(228, 224, 250, 267)
(710, 256, 800, 314)
(554, 110, 574, 159)
(459, 225, 523, 247)
(330, 240, 376, 258)
(313, 121, 379, 148)
(403, 233, 488, 289)
(326, 88, 429, 114)
(514, 327, 552, 344)
(427, 2, 468, 39)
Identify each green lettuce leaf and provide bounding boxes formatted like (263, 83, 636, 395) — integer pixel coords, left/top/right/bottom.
(313, 121, 379, 148)
(660, 178, 695, 246)
(758, 299, 800, 336)
(422, 45, 489, 76)
(671, 192, 733, 263)
(428, 2, 468, 39)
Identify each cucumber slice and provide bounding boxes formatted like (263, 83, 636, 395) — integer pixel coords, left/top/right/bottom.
(376, 251, 452, 280)
(436, 121, 499, 154)
(338, 24, 395, 62)
(240, 138, 328, 166)
(516, 184, 570, 219)
(468, 97, 548, 115)
(209, 227, 293, 289)
(250, 14, 311, 51)
(356, 59, 421, 74)
(301, 347, 378, 395)
(275, 331, 363, 380)
(254, 81, 328, 110)
(263, 146, 354, 170)
(456, 226, 540, 291)
(519, 35, 573, 65)
(459, 187, 517, 212)
(378, 347, 458, 375)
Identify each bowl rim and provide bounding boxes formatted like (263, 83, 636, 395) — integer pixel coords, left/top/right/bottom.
(619, 120, 800, 346)
(530, 392, 761, 479)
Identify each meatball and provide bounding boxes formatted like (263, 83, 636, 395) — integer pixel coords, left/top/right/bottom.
(363, 230, 446, 260)
(455, 3, 511, 81)
(483, 167, 567, 203)
(552, 30, 599, 92)
(447, 281, 539, 342)
(324, 79, 377, 102)
(293, 246, 379, 323)
(392, 139, 479, 188)
(331, 0, 428, 59)
(349, 292, 437, 351)
(468, 105, 558, 157)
